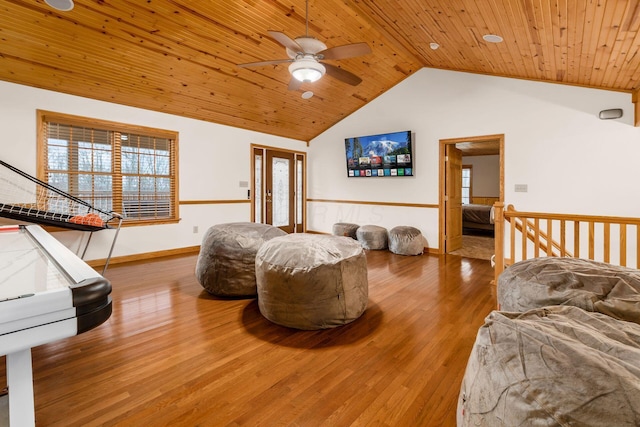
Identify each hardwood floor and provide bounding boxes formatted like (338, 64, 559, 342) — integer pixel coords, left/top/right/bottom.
(11, 250, 495, 426)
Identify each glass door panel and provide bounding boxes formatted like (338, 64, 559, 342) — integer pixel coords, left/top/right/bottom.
(252, 147, 304, 233)
(266, 150, 295, 233)
(271, 156, 290, 227)
(295, 155, 304, 233)
(253, 149, 263, 223)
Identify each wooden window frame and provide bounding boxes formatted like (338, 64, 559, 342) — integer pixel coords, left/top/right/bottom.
(462, 164, 472, 205)
(36, 110, 179, 226)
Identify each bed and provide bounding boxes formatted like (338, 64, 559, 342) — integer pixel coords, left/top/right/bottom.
(462, 203, 494, 233)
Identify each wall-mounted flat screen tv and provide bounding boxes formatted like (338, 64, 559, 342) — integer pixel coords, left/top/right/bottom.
(345, 130, 413, 178)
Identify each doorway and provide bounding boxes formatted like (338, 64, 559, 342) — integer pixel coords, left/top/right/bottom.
(439, 134, 504, 255)
(252, 146, 305, 233)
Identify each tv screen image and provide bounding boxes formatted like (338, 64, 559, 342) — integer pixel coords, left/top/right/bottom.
(345, 130, 413, 178)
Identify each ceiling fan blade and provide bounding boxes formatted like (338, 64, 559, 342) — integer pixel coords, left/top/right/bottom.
(268, 30, 303, 53)
(288, 77, 303, 91)
(323, 63, 363, 86)
(318, 42, 372, 60)
(237, 59, 292, 68)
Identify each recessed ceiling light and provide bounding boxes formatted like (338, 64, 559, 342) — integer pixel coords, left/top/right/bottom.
(301, 91, 314, 99)
(429, 42, 440, 50)
(483, 34, 503, 43)
(45, 0, 74, 11)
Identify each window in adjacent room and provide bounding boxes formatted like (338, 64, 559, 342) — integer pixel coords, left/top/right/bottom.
(37, 110, 179, 225)
(462, 165, 472, 205)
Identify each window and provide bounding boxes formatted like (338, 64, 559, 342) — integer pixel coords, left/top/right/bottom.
(37, 110, 179, 225)
(462, 165, 472, 205)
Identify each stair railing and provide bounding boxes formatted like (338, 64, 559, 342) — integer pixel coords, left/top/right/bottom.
(493, 202, 640, 284)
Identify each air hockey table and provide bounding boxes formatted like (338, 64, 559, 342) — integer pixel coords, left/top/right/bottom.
(0, 224, 112, 426)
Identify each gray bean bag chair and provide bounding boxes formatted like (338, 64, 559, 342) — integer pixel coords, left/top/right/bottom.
(388, 226, 424, 255)
(498, 257, 640, 324)
(332, 222, 359, 239)
(196, 222, 286, 297)
(256, 233, 368, 330)
(356, 224, 388, 250)
(458, 306, 640, 426)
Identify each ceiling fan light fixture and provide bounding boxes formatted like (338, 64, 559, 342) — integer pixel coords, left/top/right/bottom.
(289, 60, 326, 83)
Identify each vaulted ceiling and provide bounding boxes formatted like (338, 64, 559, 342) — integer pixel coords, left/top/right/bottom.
(2, 0, 640, 141)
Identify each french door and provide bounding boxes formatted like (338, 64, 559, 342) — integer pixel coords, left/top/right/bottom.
(252, 146, 305, 233)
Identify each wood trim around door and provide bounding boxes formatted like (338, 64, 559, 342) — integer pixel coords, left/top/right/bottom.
(439, 134, 504, 254)
(251, 144, 307, 233)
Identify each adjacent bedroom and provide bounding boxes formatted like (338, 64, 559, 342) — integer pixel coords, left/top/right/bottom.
(450, 148, 500, 261)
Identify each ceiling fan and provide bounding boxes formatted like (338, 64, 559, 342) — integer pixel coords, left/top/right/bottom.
(237, 0, 371, 90)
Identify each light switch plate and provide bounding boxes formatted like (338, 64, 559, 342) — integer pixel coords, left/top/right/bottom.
(514, 184, 528, 192)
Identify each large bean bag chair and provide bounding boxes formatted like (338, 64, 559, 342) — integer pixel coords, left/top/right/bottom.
(498, 257, 640, 324)
(255, 233, 368, 330)
(195, 222, 286, 297)
(458, 306, 640, 426)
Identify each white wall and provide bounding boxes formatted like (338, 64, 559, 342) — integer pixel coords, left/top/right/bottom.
(4, 67, 639, 258)
(0, 81, 305, 261)
(462, 155, 500, 198)
(307, 68, 640, 250)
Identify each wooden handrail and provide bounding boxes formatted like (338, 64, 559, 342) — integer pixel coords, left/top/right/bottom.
(503, 205, 640, 225)
(494, 203, 640, 286)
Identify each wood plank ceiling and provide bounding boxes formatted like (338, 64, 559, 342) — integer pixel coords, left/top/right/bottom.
(1, 0, 640, 141)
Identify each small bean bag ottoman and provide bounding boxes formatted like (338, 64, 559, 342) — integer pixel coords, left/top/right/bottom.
(356, 225, 388, 250)
(388, 226, 424, 256)
(255, 234, 368, 330)
(498, 257, 640, 324)
(195, 222, 286, 297)
(332, 222, 359, 239)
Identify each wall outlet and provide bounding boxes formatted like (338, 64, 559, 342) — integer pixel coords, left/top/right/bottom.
(514, 184, 528, 192)
(193, 226, 198, 233)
